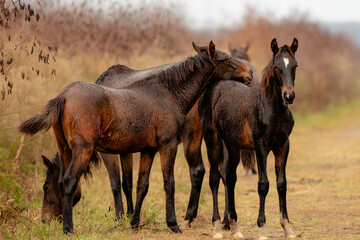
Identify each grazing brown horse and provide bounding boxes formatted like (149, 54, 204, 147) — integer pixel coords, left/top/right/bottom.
(19, 41, 252, 234)
(39, 43, 257, 227)
(199, 38, 298, 238)
(40, 64, 175, 223)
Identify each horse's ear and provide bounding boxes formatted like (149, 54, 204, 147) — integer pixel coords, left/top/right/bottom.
(192, 42, 201, 53)
(42, 155, 53, 169)
(228, 43, 233, 52)
(244, 41, 250, 52)
(271, 38, 279, 55)
(208, 40, 216, 58)
(291, 38, 298, 54)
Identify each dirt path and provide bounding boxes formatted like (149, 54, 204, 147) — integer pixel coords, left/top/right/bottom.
(3, 106, 360, 239)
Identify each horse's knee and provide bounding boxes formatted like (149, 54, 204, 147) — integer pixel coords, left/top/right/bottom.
(209, 168, 220, 189)
(227, 171, 237, 185)
(111, 182, 122, 196)
(277, 181, 287, 194)
(137, 182, 150, 198)
(63, 175, 78, 196)
(190, 164, 205, 185)
(122, 174, 133, 191)
(163, 178, 175, 193)
(258, 180, 269, 196)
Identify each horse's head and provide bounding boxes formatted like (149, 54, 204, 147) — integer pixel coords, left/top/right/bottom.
(41, 154, 81, 223)
(41, 154, 62, 223)
(271, 38, 298, 104)
(192, 41, 253, 85)
(229, 42, 250, 61)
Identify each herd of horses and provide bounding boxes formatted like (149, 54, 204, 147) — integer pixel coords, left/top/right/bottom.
(19, 38, 298, 239)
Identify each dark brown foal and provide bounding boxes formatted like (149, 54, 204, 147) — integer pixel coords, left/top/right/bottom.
(199, 38, 298, 238)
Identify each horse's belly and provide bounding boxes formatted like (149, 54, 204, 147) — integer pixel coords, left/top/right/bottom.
(97, 128, 157, 153)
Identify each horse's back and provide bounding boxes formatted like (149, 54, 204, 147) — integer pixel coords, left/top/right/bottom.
(95, 63, 173, 89)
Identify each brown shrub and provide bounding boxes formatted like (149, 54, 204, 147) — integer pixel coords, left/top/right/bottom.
(218, 10, 360, 110)
(36, 0, 191, 59)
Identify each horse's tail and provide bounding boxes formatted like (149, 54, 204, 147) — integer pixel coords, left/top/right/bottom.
(240, 150, 257, 174)
(83, 151, 101, 180)
(19, 94, 65, 135)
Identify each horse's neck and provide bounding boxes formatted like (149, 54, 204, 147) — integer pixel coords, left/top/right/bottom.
(261, 75, 287, 115)
(160, 56, 214, 114)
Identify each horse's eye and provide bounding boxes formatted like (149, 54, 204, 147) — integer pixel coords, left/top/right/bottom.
(43, 184, 50, 192)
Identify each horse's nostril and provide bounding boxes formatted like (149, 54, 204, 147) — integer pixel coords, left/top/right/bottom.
(284, 92, 295, 102)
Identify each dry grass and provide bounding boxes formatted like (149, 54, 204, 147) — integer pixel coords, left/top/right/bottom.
(2, 101, 360, 240)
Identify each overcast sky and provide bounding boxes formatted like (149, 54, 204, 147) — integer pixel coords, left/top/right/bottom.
(156, 0, 360, 30)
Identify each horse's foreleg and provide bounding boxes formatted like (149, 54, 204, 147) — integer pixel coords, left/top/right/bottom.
(62, 146, 93, 233)
(274, 140, 296, 238)
(120, 153, 134, 216)
(224, 144, 243, 238)
(203, 130, 224, 238)
(101, 153, 124, 220)
(182, 123, 205, 228)
(255, 139, 270, 239)
(130, 150, 156, 229)
(159, 141, 182, 233)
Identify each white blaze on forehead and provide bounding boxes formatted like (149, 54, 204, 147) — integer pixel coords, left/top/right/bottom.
(283, 58, 289, 68)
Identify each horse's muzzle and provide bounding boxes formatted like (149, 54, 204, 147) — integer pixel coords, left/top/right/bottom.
(283, 91, 295, 104)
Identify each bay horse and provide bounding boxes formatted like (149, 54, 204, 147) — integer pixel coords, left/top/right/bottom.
(199, 38, 298, 238)
(39, 43, 257, 227)
(19, 41, 252, 234)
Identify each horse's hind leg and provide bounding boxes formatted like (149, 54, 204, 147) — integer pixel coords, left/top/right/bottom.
(101, 153, 124, 220)
(273, 138, 296, 238)
(203, 129, 224, 238)
(120, 153, 134, 215)
(182, 113, 205, 228)
(130, 150, 156, 230)
(159, 141, 182, 233)
(62, 145, 94, 233)
(219, 144, 230, 230)
(223, 143, 243, 238)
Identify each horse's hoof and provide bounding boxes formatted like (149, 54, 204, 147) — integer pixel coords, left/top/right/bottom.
(170, 225, 182, 233)
(183, 219, 191, 229)
(213, 232, 223, 239)
(213, 220, 223, 239)
(229, 218, 243, 238)
(284, 229, 296, 239)
(232, 231, 244, 238)
(63, 226, 73, 234)
(222, 219, 230, 230)
(280, 217, 296, 238)
(258, 226, 267, 240)
(130, 220, 139, 230)
(286, 233, 297, 238)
